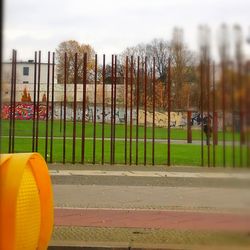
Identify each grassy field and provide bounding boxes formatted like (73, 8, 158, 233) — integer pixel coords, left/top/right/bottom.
(1, 120, 241, 141)
(1, 120, 247, 167)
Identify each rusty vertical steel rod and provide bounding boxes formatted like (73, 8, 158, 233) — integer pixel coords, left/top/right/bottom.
(81, 53, 87, 164)
(8, 50, 15, 153)
(35, 51, 41, 152)
(60, 101, 62, 133)
(0, 0, 2, 153)
(110, 55, 114, 164)
(152, 57, 156, 165)
(212, 62, 217, 167)
(167, 58, 171, 166)
(129, 56, 134, 165)
(200, 61, 204, 166)
(245, 62, 249, 167)
(113, 55, 117, 164)
(125, 56, 128, 164)
(136, 56, 140, 165)
(72, 53, 77, 164)
(63, 53, 67, 164)
(32, 51, 37, 151)
(222, 60, 226, 167)
(231, 62, 235, 167)
(11, 50, 17, 153)
(144, 57, 147, 165)
(207, 60, 211, 167)
(101, 54, 106, 164)
(238, 62, 244, 167)
(246, 62, 250, 167)
(187, 111, 192, 143)
(45, 51, 50, 162)
(93, 54, 98, 164)
(50, 52, 55, 163)
(244, 64, 248, 167)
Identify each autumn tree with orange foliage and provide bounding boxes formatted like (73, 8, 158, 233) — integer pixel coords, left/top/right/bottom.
(56, 40, 96, 84)
(21, 88, 32, 102)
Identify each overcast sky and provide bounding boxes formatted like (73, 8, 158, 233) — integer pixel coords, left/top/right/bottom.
(3, 0, 250, 61)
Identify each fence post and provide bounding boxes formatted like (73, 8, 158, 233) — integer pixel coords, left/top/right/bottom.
(32, 51, 37, 152)
(12, 50, 17, 152)
(45, 51, 50, 162)
(72, 53, 77, 164)
(129, 56, 134, 165)
(101, 54, 106, 165)
(152, 57, 156, 165)
(167, 58, 171, 166)
(112, 55, 117, 164)
(60, 101, 62, 133)
(212, 62, 217, 167)
(221, 60, 226, 167)
(92, 54, 97, 164)
(213, 112, 218, 145)
(35, 51, 41, 152)
(11, 50, 17, 153)
(63, 52, 67, 164)
(187, 111, 192, 143)
(50, 52, 55, 163)
(81, 53, 87, 164)
(8, 50, 15, 153)
(144, 57, 147, 165)
(207, 60, 211, 167)
(125, 56, 128, 164)
(246, 61, 250, 167)
(200, 61, 204, 166)
(238, 61, 244, 167)
(110, 55, 114, 164)
(136, 57, 140, 165)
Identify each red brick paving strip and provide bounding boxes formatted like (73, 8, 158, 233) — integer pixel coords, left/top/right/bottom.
(54, 208, 250, 232)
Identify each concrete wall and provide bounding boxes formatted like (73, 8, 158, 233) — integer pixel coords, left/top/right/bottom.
(2, 82, 125, 104)
(1, 102, 227, 129)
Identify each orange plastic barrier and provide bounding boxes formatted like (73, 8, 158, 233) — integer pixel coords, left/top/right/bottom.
(0, 153, 54, 250)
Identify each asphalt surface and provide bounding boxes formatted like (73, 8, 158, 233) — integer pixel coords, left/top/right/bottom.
(49, 164, 250, 249)
(53, 184, 250, 211)
(50, 164, 250, 189)
(49, 163, 250, 172)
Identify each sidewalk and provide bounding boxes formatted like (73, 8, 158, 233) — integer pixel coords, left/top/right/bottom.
(49, 163, 250, 172)
(49, 164, 250, 249)
(55, 208, 250, 232)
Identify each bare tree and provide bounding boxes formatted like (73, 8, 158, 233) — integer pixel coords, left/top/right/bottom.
(121, 39, 171, 81)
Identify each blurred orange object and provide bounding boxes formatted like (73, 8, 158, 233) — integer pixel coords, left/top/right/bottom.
(0, 153, 54, 250)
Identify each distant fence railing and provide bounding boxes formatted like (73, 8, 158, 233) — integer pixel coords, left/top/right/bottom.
(2, 50, 250, 167)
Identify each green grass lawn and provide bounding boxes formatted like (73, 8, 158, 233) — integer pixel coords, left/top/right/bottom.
(1, 135, 247, 167)
(1, 120, 241, 141)
(1, 120, 247, 167)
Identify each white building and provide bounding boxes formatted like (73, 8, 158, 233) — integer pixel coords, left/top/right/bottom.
(2, 60, 57, 102)
(1, 60, 117, 104)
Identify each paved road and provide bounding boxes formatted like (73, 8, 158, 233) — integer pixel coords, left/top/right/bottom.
(52, 167, 250, 211)
(50, 169, 250, 179)
(50, 165, 250, 188)
(49, 165, 250, 249)
(53, 184, 250, 211)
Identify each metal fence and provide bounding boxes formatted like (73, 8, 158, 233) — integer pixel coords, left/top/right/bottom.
(2, 50, 250, 167)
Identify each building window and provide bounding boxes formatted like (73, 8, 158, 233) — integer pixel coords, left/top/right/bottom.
(23, 67, 29, 76)
(23, 81, 29, 84)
